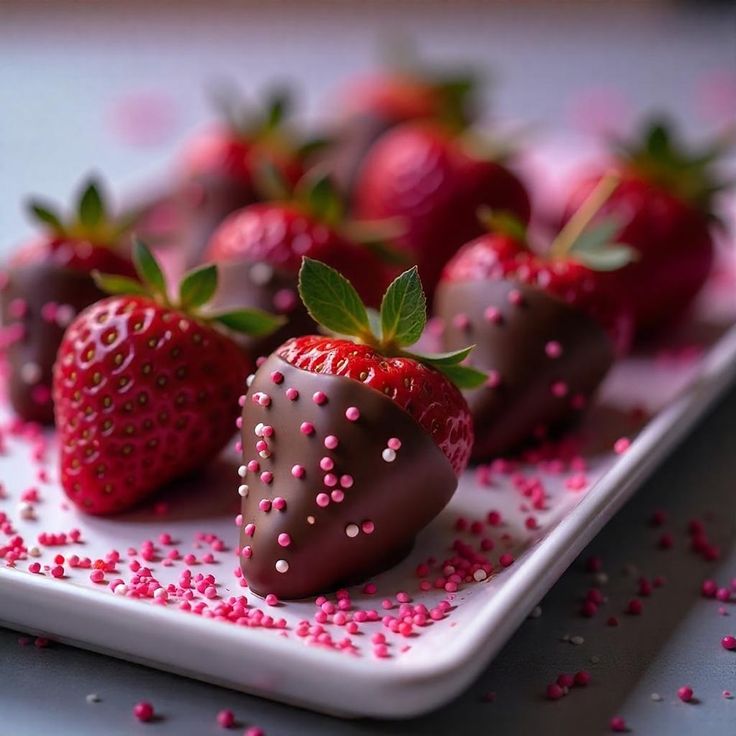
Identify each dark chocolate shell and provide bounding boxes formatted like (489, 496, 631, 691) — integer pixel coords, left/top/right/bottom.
(435, 278, 614, 460)
(239, 354, 457, 599)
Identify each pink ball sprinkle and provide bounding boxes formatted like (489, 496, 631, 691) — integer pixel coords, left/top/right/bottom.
(270, 371, 284, 385)
(545, 340, 563, 358)
(324, 473, 338, 487)
(486, 370, 501, 388)
(291, 465, 305, 479)
(320, 456, 334, 471)
(277, 533, 291, 547)
(345, 406, 360, 421)
(610, 716, 627, 732)
(258, 499, 272, 512)
(484, 306, 502, 323)
(260, 471, 273, 485)
(216, 709, 235, 728)
(316, 493, 330, 508)
(331, 490, 345, 503)
(717, 587, 731, 602)
(286, 387, 299, 401)
(243, 728, 264, 736)
(626, 599, 643, 615)
(546, 683, 564, 700)
(272, 497, 286, 511)
(340, 474, 354, 489)
(51, 565, 64, 579)
(722, 635, 736, 651)
(614, 437, 631, 454)
(387, 437, 402, 451)
(551, 380, 568, 398)
(324, 435, 339, 449)
(312, 391, 327, 405)
(133, 701, 154, 722)
(508, 289, 524, 306)
(265, 593, 279, 606)
(574, 670, 591, 686)
(362, 520, 375, 534)
(702, 579, 718, 598)
(557, 673, 574, 688)
(300, 422, 315, 435)
(499, 554, 514, 568)
(677, 686, 694, 703)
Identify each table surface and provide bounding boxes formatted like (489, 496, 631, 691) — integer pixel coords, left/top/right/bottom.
(1, 2, 736, 734)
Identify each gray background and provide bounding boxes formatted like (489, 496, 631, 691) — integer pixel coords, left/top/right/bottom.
(1, 2, 736, 734)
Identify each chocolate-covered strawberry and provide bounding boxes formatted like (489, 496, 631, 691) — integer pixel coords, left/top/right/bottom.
(354, 121, 531, 300)
(238, 258, 483, 599)
(0, 178, 136, 424)
(563, 120, 732, 334)
(53, 241, 283, 515)
(436, 176, 635, 460)
(205, 172, 399, 352)
(177, 87, 322, 266)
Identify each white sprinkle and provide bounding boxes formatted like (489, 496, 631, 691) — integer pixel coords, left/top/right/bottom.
(258, 450, 271, 459)
(28, 546, 41, 557)
(560, 633, 571, 642)
(20, 362, 42, 385)
(18, 502, 35, 520)
(254, 423, 264, 436)
(237, 465, 247, 478)
(570, 635, 584, 646)
(590, 655, 600, 664)
(246, 374, 256, 387)
(85, 693, 101, 704)
(249, 262, 274, 285)
(595, 572, 609, 585)
(382, 448, 396, 463)
(153, 587, 168, 601)
(473, 569, 488, 582)
(238, 485, 249, 497)
(650, 693, 662, 702)
(307, 515, 315, 525)
(113, 583, 128, 595)
(345, 523, 360, 538)
(275, 559, 289, 573)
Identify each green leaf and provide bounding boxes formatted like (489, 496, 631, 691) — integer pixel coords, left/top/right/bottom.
(434, 363, 488, 390)
(569, 216, 621, 253)
(297, 135, 332, 159)
(298, 257, 372, 339)
(92, 272, 148, 296)
(27, 200, 64, 233)
(646, 121, 671, 158)
(300, 173, 343, 225)
(380, 266, 426, 347)
(263, 88, 292, 131)
(133, 238, 167, 297)
(573, 244, 638, 272)
(212, 308, 285, 337)
(477, 206, 527, 241)
(252, 159, 292, 201)
(179, 264, 218, 309)
(78, 179, 105, 229)
(411, 346, 474, 366)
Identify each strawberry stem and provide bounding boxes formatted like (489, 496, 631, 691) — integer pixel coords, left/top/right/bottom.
(549, 172, 620, 259)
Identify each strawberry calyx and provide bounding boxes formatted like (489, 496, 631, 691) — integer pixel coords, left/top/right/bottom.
(297, 256, 486, 389)
(26, 177, 137, 247)
(94, 238, 286, 338)
(613, 118, 734, 215)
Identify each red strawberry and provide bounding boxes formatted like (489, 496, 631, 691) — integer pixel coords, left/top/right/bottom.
(53, 241, 283, 515)
(176, 88, 320, 266)
(436, 177, 634, 460)
(238, 258, 481, 598)
(562, 120, 731, 334)
(206, 172, 397, 336)
(0, 179, 136, 424)
(354, 121, 531, 300)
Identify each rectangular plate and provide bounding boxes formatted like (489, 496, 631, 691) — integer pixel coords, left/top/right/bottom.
(1, 242, 735, 720)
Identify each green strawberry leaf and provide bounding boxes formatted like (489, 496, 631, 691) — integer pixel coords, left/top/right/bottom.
(253, 158, 292, 202)
(297, 135, 332, 159)
(132, 238, 167, 298)
(572, 244, 638, 272)
(78, 179, 105, 229)
(569, 216, 622, 253)
(212, 308, 285, 336)
(433, 362, 488, 390)
(27, 200, 65, 233)
(92, 272, 148, 297)
(179, 264, 218, 310)
(380, 266, 426, 347)
(300, 172, 343, 225)
(298, 257, 372, 340)
(410, 346, 474, 366)
(263, 88, 291, 131)
(477, 205, 527, 241)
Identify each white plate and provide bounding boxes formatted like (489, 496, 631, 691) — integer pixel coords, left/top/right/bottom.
(2, 255, 736, 720)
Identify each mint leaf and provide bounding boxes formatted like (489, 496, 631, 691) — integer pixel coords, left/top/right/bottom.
(434, 363, 488, 390)
(27, 200, 64, 233)
(179, 264, 218, 309)
(78, 179, 105, 229)
(133, 238, 167, 297)
(573, 244, 638, 272)
(213, 308, 285, 336)
(411, 346, 474, 366)
(298, 258, 372, 339)
(380, 266, 426, 347)
(93, 272, 148, 296)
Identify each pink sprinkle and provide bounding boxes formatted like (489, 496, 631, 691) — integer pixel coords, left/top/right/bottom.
(241, 546, 252, 559)
(610, 716, 627, 732)
(345, 406, 360, 421)
(51, 565, 64, 579)
(551, 380, 568, 398)
(387, 437, 402, 451)
(340, 474, 354, 488)
(331, 490, 345, 503)
(626, 599, 643, 615)
(270, 371, 284, 385)
(545, 340, 563, 358)
(324, 435, 339, 449)
(300, 422, 315, 435)
(546, 683, 564, 700)
(90, 569, 105, 583)
(702, 579, 718, 598)
(677, 686, 694, 703)
(258, 499, 272, 512)
(324, 473, 337, 487)
(133, 701, 154, 722)
(291, 465, 305, 479)
(320, 457, 334, 471)
(286, 388, 299, 401)
(216, 709, 235, 728)
(312, 391, 328, 405)
(721, 635, 736, 651)
(453, 313, 471, 330)
(361, 520, 375, 534)
(507, 289, 524, 306)
(499, 554, 514, 568)
(717, 587, 731, 602)
(614, 437, 631, 454)
(244, 524, 255, 537)
(574, 670, 591, 686)
(272, 497, 286, 511)
(486, 370, 501, 388)
(265, 593, 279, 606)
(316, 493, 330, 508)
(247, 460, 260, 473)
(484, 306, 503, 323)
(277, 533, 291, 547)
(260, 471, 273, 485)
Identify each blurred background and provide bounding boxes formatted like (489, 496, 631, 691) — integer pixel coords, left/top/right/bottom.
(1, 0, 734, 249)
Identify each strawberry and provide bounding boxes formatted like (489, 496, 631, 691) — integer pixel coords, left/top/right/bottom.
(53, 241, 283, 515)
(176, 87, 323, 266)
(562, 120, 731, 334)
(0, 178, 136, 424)
(205, 171, 399, 349)
(436, 176, 635, 460)
(354, 121, 531, 300)
(238, 257, 482, 598)
(325, 57, 479, 199)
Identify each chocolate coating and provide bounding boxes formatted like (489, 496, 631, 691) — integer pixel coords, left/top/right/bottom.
(435, 279, 614, 460)
(239, 354, 457, 599)
(209, 261, 314, 357)
(0, 263, 105, 424)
